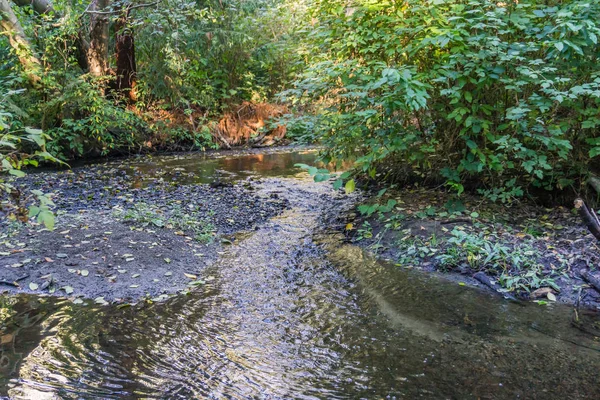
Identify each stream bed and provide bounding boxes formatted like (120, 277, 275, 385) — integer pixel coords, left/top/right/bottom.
(1, 148, 600, 399)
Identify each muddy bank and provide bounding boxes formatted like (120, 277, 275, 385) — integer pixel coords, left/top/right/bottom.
(0, 150, 316, 303)
(345, 186, 600, 310)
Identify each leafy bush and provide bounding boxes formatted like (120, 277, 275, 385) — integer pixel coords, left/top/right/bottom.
(283, 0, 600, 200)
(1, 89, 58, 229)
(43, 76, 148, 159)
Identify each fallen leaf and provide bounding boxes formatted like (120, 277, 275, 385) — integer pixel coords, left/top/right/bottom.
(80, 269, 89, 277)
(94, 297, 108, 305)
(184, 273, 197, 280)
(29, 282, 39, 290)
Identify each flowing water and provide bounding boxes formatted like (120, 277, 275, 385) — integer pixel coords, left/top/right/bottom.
(2, 149, 600, 399)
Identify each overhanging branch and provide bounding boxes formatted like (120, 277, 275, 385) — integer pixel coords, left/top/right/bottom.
(84, 0, 159, 15)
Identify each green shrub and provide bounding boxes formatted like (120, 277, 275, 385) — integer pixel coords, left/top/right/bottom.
(1, 88, 58, 229)
(283, 0, 600, 199)
(42, 76, 147, 159)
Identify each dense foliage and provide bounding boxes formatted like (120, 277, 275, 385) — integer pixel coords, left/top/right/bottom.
(1, 89, 57, 228)
(1, 0, 305, 160)
(283, 0, 600, 202)
(2, 0, 600, 221)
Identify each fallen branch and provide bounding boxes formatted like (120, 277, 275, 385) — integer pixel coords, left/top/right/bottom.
(472, 271, 517, 301)
(580, 270, 600, 295)
(439, 217, 472, 225)
(574, 198, 600, 241)
(0, 274, 29, 287)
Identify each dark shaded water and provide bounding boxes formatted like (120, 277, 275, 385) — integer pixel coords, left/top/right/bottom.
(2, 149, 600, 399)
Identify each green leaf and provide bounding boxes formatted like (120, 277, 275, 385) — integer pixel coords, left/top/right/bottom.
(345, 179, 356, 194)
(314, 173, 328, 182)
(28, 206, 41, 218)
(9, 169, 25, 177)
(38, 210, 55, 230)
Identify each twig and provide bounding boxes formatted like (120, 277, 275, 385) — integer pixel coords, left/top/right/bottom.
(85, 0, 160, 15)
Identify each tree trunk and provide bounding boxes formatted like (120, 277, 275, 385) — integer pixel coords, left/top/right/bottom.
(0, 0, 41, 84)
(114, 7, 137, 102)
(87, 0, 110, 77)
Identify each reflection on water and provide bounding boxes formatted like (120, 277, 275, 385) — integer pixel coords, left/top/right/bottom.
(125, 148, 344, 187)
(1, 151, 600, 399)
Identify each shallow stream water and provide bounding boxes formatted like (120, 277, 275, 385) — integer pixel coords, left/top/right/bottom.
(1, 149, 600, 399)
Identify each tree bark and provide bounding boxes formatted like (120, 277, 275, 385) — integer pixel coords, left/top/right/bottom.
(0, 0, 41, 84)
(114, 7, 137, 101)
(87, 0, 110, 77)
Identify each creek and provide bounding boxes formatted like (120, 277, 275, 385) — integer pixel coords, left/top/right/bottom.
(1, 148, 599, 399)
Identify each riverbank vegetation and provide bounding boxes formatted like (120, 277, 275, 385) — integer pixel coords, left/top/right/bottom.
(2, 0, 600, 300)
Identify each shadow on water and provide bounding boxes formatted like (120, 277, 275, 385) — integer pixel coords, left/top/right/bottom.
(2, 150, 600, 399)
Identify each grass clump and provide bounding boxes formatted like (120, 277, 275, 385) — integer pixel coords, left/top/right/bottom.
(115, 202, 215, 243)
